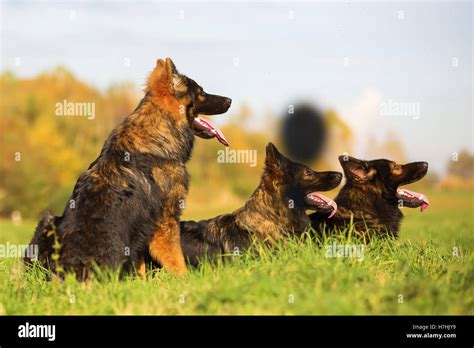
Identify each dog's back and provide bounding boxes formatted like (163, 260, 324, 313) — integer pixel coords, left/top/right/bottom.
(179, 215, 252, 266)
(176, 144, 342, 267)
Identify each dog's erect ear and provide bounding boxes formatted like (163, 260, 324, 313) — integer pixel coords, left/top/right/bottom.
(151, 59, 169, 88)
(165, 57, 177, 77)
(166, 57, 178, 75)
(149, 58, 187, 98)
(265, 143, 286, 170)
(156, 58, 166, 68)
(153, 58, 167, 81)
(164, 57, 187, 96)
(338, 155, 376, 182)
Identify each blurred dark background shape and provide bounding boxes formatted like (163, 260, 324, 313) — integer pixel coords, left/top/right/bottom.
(280, 103, 327, 165)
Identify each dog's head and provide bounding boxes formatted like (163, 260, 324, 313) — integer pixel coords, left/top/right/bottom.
(148, 58, 232, 146)
(264, 143, 342, 217)
(339, 155, 429, 211)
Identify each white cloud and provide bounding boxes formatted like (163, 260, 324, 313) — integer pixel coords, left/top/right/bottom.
(340, 88, 384, 157)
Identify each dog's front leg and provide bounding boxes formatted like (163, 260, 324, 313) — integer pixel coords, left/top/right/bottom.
(149, 216, 187, 275)
(136, 258, 146, 279)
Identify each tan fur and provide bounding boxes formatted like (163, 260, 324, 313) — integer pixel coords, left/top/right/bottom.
(114, 58, 193, 157)
(149, 217, 187, 275)
(234, 172, 293, 244)
(391, 162, 403, 176)
(146, 163, 188, 274)
(151, 164, 187, 214)
(146, 58, 191, 118)
(137, 259, 146, 279)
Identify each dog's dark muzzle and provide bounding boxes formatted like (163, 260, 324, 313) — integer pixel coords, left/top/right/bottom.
(396, 162, 430, 212)
(312, 171, 343, 191)
(192, 94, 231, 146)
(399, 162, 428, 186)
(194, 94, 232, 115)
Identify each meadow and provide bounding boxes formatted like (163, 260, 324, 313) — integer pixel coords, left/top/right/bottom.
(0, 188, 472, 315)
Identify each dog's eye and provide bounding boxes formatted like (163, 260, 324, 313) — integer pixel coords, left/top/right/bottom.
(304, 169, 314, 177)
(393, 164, 401, 171)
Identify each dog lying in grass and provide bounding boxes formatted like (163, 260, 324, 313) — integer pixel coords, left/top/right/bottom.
(145, 143, 342, 268)
(310, 155, 429, 239)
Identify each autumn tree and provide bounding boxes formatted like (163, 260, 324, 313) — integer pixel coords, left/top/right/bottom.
(447, 150, 474, 179)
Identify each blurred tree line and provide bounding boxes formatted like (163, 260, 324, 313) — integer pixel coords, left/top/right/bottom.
(2, 67, 467, 220)
(447, 150, 474, 179)
(439, 150, 474, 190)
(0, 68, 137, 219)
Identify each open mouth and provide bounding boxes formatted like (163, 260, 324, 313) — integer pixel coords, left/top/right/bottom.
(305, 192, 338, 218)
(193, 115, 229, 146)
(396, 188, 430, 212)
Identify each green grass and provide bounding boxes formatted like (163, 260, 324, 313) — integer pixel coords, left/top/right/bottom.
(0, 189, 473, 315)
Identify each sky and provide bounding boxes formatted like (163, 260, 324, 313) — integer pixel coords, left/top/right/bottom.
(1, 0, 472, 173)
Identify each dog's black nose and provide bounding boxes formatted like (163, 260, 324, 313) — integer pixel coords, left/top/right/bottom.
(421, 162, 428, 170)
(224, 97, 232, 107)
(335, 172, 343, 181)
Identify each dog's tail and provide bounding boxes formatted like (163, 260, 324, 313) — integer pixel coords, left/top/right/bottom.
(23, 212, 60, 266)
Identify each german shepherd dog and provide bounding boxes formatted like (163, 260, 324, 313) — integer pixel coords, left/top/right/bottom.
(310, 156, 429, 238)
(151, 143, 342, 267)
(24, 58, 231, 279)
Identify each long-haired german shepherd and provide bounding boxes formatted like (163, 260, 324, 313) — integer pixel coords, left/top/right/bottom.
(25, 58, 231, 279)
(154, 143, 342, 267)
(310, 156, 429, 238)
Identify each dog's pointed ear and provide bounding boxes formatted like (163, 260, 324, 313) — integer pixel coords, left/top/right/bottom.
(265, 143, 286, 170)
(165, 57, 177, 76)
(164, 57, 187, 95)
(338, 155, 375, 182)
(156, 58, 166, 69)
(148, 58, 186, 97)
(152, 58, 167, 80)
(149, 58, 169, 89)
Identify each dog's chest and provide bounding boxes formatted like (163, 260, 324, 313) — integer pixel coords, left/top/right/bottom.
(151, 163, 189, 216)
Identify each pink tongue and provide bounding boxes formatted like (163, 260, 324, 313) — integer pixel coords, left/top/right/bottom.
(308, 192, 338, 218)
(195, 116, 229, 146)
(398, 188, 430, 212)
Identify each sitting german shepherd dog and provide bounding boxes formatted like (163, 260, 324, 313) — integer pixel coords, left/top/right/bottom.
(310, 156, 429, 238)
(151, 143, 342, 267)
(25, 58, 231, 279)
